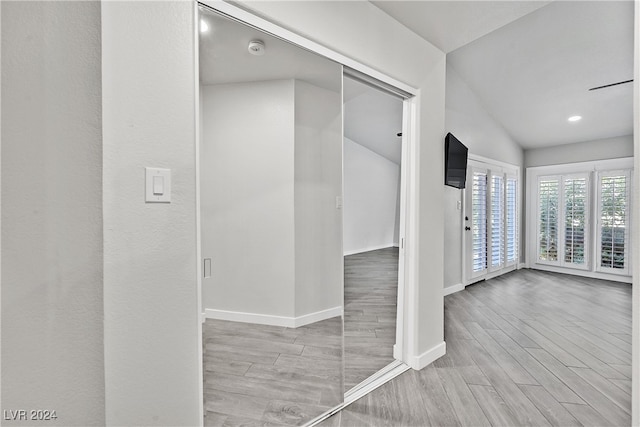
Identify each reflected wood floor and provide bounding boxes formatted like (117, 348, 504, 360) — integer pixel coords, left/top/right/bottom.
(202, 317, 342, 426)
(344, 247, 399, 390)
(322, 268, 632, 426)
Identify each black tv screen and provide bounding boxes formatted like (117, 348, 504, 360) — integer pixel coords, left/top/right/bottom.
(444, 133, 468, 189)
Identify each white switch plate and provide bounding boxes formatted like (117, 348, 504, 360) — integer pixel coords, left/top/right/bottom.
(457, 200, 462, 210)
(145, 167, 171, 203)
(336, 196, 343, 209)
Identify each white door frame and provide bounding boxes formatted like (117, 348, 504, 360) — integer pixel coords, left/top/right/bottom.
(195, 0, 421, 422)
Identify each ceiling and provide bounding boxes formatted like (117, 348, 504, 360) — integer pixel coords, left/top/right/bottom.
(374, 0, 634, 150)
(199, 6, 340, 92)
(372, 1, 552, 53)
(344, 77, 403, 164)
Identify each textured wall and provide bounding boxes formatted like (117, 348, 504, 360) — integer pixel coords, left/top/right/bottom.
(102, 2, 200, 424)
(1, 2, 105, 425)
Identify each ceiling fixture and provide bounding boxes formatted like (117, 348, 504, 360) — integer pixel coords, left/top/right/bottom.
(200, 20, 209, 33)
(588, 79, 633, 91)
(248, 40, 265, 56)
(568, 115, 582, 122)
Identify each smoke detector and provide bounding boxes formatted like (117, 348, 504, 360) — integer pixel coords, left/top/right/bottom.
(248, 40, 265, 56)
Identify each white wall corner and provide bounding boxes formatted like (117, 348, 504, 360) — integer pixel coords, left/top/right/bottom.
(407, 341, 446, 370)
(443, 283, 464, 296)
(518, 262, 526, 270)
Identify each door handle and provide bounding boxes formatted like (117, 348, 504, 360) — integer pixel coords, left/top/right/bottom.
(465, 226, 471, 231)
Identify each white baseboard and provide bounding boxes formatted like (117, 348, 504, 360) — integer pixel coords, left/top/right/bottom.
(204, 306, 343, 328)
(407, 341, 446, 370)
(344, 243, 396, 256)
(518, 262, 526, 269)
(443, 283, 464, 296)
(393, 344, 400, 360)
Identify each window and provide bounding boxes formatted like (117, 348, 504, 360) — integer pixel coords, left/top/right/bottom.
(597, 171, 631, 274)
(537, 174, 590, 269)
(506, 177, 518, 264)
(529, 160, 632, 278)
(564, 176, 587, 265)
(490, 174, 504, 270)
(538, 178, 559, 262)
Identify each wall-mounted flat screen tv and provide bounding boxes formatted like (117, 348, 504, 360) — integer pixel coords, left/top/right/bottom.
(444, 132, 468, 189)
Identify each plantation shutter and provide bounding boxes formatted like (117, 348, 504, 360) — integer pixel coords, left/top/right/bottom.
(563, 176, 588, 265)
(490, 174, 504, 269)
(598, 172, 630, 273)
(472, 172, 488, 274)
(506, 177, 518, 264)
(538, 178, 559, 262)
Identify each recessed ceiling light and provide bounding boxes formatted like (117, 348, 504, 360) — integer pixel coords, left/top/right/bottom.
(568, 115, 582, 122)
(200, 20, 209, 33)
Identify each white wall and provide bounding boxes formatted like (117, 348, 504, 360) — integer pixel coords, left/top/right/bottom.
(102, 2, 200, 425)
(1, 2, 105, 425)
(343, 137, 400, 255)
(524, 135, 634, 168)
(444, 64, 524, 290)
(201, 79, 342, 323)
(294, 80, 343, 317)
(240, 0, 447, 365)
(201, 80, 296, 318)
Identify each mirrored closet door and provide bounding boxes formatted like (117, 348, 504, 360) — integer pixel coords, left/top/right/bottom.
(198, 5, 344, 425)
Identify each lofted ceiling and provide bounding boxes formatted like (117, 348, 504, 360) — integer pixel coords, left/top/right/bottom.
(344, 77, 403, 165)
(374, 0, 634, 150)
(372, 1, 552, 54)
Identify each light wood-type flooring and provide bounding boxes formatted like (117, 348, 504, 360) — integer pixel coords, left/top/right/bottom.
(344, 247, 399, 390)
(202, 316, 343, 426)
(322, 268, 632, 426)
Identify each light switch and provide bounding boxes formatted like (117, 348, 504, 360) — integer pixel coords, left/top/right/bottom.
(153, 176, 164, 195)
(336, 196, 343, 209)
(145, 167, 171, 203)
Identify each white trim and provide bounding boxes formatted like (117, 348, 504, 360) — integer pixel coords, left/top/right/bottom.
(204, 306, 343, 328)
(530, 264, 632, 284)
(343, 360, 411, 406)
(468, 153, 520, 172)
(307, 360, 411, 427)
(518, 262, 526, 269)
(192, 3, 204, 425)
(398, 94, 420, 366)
(444, 283, 464, 296)
(344, 244, 397, 256)
(633, 3, 639, 425)
(527, 157, 633, 175)
(407, 341, 446, 370)
(198, 1, 418, 97)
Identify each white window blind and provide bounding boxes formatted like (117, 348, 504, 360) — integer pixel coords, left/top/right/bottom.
(472, 172, 488, 273)
(564, 177, 587, 265)
(538, 178, 559, 262)
(598, 173, 630, 272)
(491, 175, 504, 268)
(506, 177, 518, 264)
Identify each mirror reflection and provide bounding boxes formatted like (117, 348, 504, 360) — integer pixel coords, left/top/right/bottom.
(199, 6, 344, 425)
(342, 77, 404, 391)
